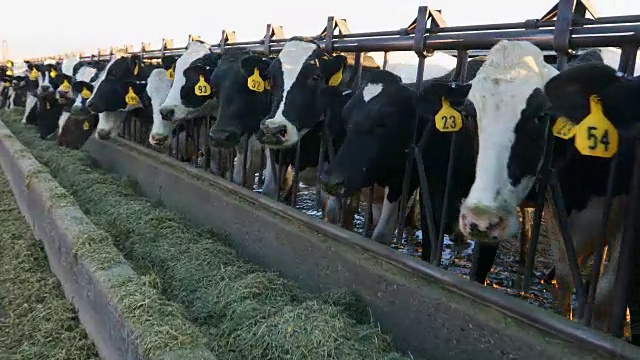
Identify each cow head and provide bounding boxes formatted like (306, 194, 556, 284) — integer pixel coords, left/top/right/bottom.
(208, 48, 272, 148)
(257, 37, 351, 149)
(159, 40, 219, 122)
(454, 40, 559, 242)
(86, 54, 143, 113)
(320, 70, 417, 196)
(70, 65, 101, 115)
(37, 60, 63, 97)
(148, 57, 179, 146)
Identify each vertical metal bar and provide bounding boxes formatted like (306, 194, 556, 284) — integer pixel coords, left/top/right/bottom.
(241, 134, 250, 187)
(609, 140, 640, 337)
(523, 117, 555, 290)
(547, 169, 586, 318)
(290, 139, 302, 207)
(204, 116, 212, 171)
(394, 6, 436, 248)
(583, 153, 620, 325)
(432, 49, 468, 265)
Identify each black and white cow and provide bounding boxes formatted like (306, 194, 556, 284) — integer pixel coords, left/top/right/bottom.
(452, 40, 640, 329)
(35, 59, 68, 139)
(21, 60, 50, 125)
(158, 40, 220, 122)
(86, 53, 161, 140)
(319, 55, 485, 249)
(147, 55, 179, 146)
(57, 59, 106, 149)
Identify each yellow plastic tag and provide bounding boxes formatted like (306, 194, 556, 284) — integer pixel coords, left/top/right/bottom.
(6, 60, 13, 67)
(83, 120, 90, 130)
(5, 69, 12, 76)
(3, 82, 9, 87)
(133, 63, 139, 76)
(574, 95, 619, 158)
(247, 68, 265, 92)
(435, 98, 463, 132)
(80, 87, 92, 99)
(29, 68, 38, 80)
(60, 79, 72, 92)
(552, 117, 576, 139)
(125, 87, 140, 105)
(194, 75, 211, 96)
(328, 66, 343, 87)
(50, 69, 57, 79)
(166, 64, 175, 80)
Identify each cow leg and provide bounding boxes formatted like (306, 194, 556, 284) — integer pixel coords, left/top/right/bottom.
(232, 144, 249, 188)
(544, 202, 574, 318)
(371, 187, 399, 245)
(22, 94, 37, 124)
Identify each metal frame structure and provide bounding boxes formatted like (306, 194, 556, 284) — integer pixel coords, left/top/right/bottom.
(22, 0, 640, 345)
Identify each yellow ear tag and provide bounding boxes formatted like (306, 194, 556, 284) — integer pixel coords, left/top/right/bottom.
(194, 75, 211, 96)
(80, 87, 92, 99)
(247, 68, 265, 92)
(60, 79, 71, 92)
(435, 97, 463, 132)
(166, 64, 175, 80)
(6, 69, 13, 76)
(574, 95, 618, 158)
(83, 120, 90, 130)
(133, 63, 139, 76)
(29, 68, 38, 80)
(552, 116, 576, 139)
(328, 66, 343, 87)
(50, 69, 57, 79)
(125, 87, 140, 105)
(3, 82, 9, 87)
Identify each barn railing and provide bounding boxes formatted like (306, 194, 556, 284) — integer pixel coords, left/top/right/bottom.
(22, 0, 640, 346)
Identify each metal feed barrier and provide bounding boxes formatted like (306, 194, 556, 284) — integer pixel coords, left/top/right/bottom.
(24, 0, 640, 348)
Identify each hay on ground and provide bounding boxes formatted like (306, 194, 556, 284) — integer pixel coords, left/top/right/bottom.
(2, 110, 408, 360)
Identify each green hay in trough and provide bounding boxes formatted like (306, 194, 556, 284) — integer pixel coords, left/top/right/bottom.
(0, 165, 99, 360)
(2, 111, 409, 360)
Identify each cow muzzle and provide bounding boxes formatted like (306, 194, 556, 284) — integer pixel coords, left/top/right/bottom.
(458, 204, 515, 243)
(209, 128, 240, 148)
(95, 128, 111, 140)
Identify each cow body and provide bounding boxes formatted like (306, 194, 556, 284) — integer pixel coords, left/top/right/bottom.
(454, 40, 638, 329)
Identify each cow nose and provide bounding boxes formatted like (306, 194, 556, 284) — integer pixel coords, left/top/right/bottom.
(86, 101, 97, 113)
(40, 84, 51, 92)
(257, 123, 287, 146)
(160, 107, 175, 121)
(150, 133, 169, 146)
(209, 128, 239, 148)
(96, 129, 111, 140)
(71, 104, 83, 114)
(459, 209, 507, 242)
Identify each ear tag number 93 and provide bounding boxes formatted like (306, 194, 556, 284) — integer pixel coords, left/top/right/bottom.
(194, 75, 211, 96)
(574, 95, 618, 158)
(435, 97, 463, 132)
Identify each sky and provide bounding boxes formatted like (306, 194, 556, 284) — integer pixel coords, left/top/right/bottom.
(1, 0, 639, 60)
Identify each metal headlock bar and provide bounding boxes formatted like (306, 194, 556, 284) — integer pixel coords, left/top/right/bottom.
(22, 0, 640, 346)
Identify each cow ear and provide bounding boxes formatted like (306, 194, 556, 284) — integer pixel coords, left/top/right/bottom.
(240, 55, 270, 78)
(417, 81, 472, 117)
(123, 80, 147, 95)
(129, 55, 142, 76)
(545, 63, 622, 102)
(319, 54, 347, 86)
(161, 55, 177, 71)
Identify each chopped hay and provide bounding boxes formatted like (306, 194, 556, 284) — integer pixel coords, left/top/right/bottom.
(1, 111, 409, 360)
(0, 162, 99, 360)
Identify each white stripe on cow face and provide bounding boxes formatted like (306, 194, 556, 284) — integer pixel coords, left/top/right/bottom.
(362, 83, 383, 102)
(58, 112, 70, 135)
(37, 71, 50, 95)
(262, 40, 318, 148)
(458, 40, 559, 242)
(160, 41, 210, 121)
(87, 55, 122, 106)
(146, 68, 174, 146)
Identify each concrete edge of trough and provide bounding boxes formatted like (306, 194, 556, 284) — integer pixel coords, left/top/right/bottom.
(85, 135, 640, 360)
(0, 119, 216, 360)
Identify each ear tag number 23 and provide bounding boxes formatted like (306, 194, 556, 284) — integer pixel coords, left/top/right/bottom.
(435, 97, 463, 132)
(194, 75, 211, 96)
(574, 95, 618, 158)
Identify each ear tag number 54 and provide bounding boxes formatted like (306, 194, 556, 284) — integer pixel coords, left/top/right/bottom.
(194, 75, 211, 96)
(435, 97, 463, 132)
(574, 95, 618, 158)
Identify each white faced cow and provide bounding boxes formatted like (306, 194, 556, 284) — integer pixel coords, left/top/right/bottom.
(456, 40, 640, 328)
